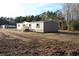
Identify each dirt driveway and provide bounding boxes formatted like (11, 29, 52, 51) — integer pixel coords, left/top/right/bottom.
(0, 29, 79, 56)
(0, 29, 79, 42)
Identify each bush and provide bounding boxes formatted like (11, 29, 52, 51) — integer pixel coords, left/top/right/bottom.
(70, 21, 79, 31)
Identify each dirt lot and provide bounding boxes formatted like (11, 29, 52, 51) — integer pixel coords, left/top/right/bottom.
(0, 29, 79, 56)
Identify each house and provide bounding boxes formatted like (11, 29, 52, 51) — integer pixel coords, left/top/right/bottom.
(17, 22, 29, 31)
(1, 24, 16, 29)
(17, 21, 58, 32)
(0, 21, 16, 29)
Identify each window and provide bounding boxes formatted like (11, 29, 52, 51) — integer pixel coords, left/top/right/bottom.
(36, 24, 40, 28)
(29, 24, 31, 28)
(18, 24, 20, 27)
(23, 24, 25, 27)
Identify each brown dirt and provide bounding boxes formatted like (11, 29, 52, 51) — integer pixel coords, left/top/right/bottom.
(0, 29, 79, 56)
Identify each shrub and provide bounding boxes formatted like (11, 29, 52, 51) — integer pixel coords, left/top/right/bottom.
(70, 21, 79, 31)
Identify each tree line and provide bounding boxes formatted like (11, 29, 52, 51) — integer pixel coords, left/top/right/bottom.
(0, 17, 15, 25)
(0, 3, 79, 31)
(14, 10, 64, 23)
(0, 10, 64, 27)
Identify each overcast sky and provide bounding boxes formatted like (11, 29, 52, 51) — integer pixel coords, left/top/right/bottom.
(0, 0, 63, 18)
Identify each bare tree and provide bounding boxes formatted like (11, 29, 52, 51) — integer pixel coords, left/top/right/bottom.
(63, 3, 71, 30)
(63, 3, 79, 30)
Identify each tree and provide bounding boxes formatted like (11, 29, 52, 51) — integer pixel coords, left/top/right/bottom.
(63, 3, 79, 30)
(0, 17, 9, 25)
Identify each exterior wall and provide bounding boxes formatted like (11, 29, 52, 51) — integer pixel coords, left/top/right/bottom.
(29, 22, 44, 32)
(1, 25, 16, 29)
(6, 25, 16, 28)
(22, 22, 29, 29)
(17, 21, 58, 33)
(17, 23, 23, 30)
(1, 25, 6, 29)
(44, 21, 58, 32)
(23, 22, 29, 27)
(17, 22, 29, 30)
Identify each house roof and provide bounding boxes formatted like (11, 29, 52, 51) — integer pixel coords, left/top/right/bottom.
(29, 21, 44, 23)
(29, 20, 57, 23)
(17, 20, 57, 24)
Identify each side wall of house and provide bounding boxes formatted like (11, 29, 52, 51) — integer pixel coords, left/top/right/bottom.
(17, 23, 23, 30)
(29, 22, 44, 32)
(44, 21, 58, 32)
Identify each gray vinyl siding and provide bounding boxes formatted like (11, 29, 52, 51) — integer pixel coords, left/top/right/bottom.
(44, 21, 58, 32)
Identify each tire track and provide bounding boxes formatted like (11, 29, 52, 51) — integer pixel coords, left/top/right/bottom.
(0, 29, 30, 41)
(0, 29, 54, 41)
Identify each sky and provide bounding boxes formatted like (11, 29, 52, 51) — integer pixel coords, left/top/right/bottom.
(0, 0, 63, 18)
